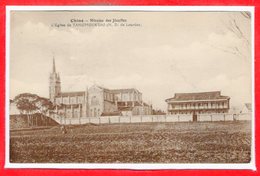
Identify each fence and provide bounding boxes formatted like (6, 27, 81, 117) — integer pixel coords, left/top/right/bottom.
(52, 113, 252, 125)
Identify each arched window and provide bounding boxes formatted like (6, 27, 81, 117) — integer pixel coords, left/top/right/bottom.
(94, 108, 97, 117)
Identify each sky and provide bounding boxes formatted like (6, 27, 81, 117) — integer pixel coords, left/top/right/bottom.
(9, 11, 252, 111)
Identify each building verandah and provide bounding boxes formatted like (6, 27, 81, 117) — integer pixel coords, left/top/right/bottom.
(166, 91, 230, 115)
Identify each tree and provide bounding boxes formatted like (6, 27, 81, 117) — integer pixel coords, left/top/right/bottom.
(210, 12, 251, 63)
(13, 93, 54, 127)
(225, 12, 250, 46)
(33, 97, 55, 126)
(33, 97, 53, 115)
(15, 95, 38, 127)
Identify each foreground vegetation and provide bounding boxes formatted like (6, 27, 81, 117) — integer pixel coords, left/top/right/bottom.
(10, 121, 251, 163)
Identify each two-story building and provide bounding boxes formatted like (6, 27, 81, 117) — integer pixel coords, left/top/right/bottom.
(165, 91, 230, 116)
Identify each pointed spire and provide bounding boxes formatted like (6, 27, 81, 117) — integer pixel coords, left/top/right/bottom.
(52, 56, 56, 73)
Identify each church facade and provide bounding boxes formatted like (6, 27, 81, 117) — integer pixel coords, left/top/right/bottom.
(49, 58, 152, 118)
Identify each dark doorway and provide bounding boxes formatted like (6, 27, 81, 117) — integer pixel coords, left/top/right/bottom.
(192, 112, 197, 122)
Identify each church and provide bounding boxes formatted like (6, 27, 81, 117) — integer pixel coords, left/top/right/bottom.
(49, 58, 153, 118)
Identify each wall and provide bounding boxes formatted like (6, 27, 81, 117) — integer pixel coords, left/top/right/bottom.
(104, 101, 117, 113)
(132, 105, 153, 116)
(55, 113, 252, 125)
(10, 113, 59, 129)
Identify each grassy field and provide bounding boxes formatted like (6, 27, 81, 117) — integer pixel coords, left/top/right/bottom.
(10, 121, 251, 163)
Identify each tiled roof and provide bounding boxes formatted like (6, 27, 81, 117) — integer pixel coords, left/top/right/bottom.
(166, 91, 230, 102)
(118, 106, 134, 111)
(245, 103, 252, 111)
(89, 85, 112, 93)
(101, 111, 122, 116)
(96, 85, 111, 92)
(111, 88, 141, 94)
(143, 102, 151, 107)
(56, 91, 85, 97)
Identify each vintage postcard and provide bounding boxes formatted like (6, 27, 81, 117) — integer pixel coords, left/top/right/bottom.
(5, 6, 255, 169)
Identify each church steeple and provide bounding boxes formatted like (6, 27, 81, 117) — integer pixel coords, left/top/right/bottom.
(53, 56, 56, 73)
(49, 57, 61, 102)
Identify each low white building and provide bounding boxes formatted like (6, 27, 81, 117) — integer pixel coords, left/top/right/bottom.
(240, 103, 252, 113)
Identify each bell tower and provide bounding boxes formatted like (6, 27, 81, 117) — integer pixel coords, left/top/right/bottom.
(49, 57, 61, 103)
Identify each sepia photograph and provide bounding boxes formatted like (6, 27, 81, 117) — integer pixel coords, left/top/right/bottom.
(6, 6, 254, 169)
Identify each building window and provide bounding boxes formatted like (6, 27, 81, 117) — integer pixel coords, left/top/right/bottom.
(78, 97, 82, 103)
(91, 96, 99, 106)
(67, 110, 71, 118)
(94, 108, 97, 117)
(74, 110, 78, 118)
